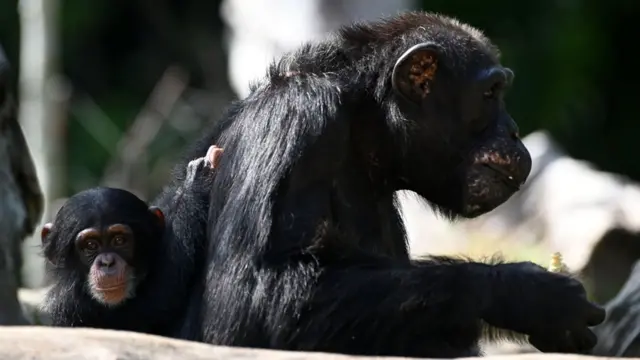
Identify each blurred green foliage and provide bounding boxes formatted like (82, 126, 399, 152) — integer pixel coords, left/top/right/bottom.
(0, 0, 639, 194)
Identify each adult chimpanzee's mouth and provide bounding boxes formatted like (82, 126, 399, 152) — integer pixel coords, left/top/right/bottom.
(482, 163, 521, 191)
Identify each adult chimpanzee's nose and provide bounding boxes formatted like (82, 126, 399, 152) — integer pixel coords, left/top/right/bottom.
(98, 253, 115, 268)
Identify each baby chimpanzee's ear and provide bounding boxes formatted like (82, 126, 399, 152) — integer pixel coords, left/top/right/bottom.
(41, 223, 53, 244)
(40, 223, 60, 267)
(148, 206, 165, 229)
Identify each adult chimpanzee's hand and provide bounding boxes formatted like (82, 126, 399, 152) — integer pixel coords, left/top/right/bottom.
(483, 261, 606, 354)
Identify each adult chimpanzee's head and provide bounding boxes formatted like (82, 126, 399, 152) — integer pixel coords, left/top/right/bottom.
(370, 14, 531, 218)
(41, 187, 165, 307)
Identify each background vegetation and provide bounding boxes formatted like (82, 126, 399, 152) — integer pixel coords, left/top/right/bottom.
(0, 0, 638, 197)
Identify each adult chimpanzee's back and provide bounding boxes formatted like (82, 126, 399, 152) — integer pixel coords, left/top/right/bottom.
(187, 12, 605, 358)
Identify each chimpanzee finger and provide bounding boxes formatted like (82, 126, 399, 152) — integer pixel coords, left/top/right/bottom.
(186, 158, 205, 184)
(528, 337, 555, 353)
(544, 330, 583, 354)
(568, 327, 598, 354)
(205, 145, 224, 169)
(529, 332, 566, 353)
(204, 146, 216, 167)
(585, 302, 606, 326)
(212, 147, 224, 168)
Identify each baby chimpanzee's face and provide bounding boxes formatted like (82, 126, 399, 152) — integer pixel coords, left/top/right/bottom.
(41, 187, 165, 307)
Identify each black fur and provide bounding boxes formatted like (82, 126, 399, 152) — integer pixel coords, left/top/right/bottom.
(42, 156, 213, 338)
(173, 11, 605, 358)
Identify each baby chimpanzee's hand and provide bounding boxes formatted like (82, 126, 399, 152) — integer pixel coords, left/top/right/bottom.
(483, 261, 606, 354)
(185, 145, 224, 186)
(205, 145, 224, 169)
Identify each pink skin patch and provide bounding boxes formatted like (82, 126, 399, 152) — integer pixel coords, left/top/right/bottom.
(87, 261, 136, 307)
(206, 145, 224, 169)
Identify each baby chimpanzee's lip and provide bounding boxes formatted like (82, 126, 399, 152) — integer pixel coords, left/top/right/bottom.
(481, 163, 521, 191)
(94, 283, 126, 291)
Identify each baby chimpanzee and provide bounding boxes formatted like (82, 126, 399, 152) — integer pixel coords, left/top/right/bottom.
(41, 146, 223, 337)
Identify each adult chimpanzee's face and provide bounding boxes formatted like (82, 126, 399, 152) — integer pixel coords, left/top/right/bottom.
(391, 42, 532, 218)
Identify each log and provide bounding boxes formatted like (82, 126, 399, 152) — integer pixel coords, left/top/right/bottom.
(0, 326, 630, 360)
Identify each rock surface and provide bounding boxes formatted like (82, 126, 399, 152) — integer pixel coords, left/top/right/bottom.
(13, 288, 537, 356)
(592, 260, 640, 356)
(0, 326, 631, 360)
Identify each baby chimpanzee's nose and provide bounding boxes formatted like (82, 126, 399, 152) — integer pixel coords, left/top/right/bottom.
(98, 253, 115, 268)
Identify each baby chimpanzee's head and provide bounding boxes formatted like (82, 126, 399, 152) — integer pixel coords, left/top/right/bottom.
(41, 187, 165, 307)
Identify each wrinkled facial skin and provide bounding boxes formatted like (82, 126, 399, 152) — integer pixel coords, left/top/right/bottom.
(392, 42, 532, 218)
(75, 224, 138, 307)
(462, 126, 531, 217)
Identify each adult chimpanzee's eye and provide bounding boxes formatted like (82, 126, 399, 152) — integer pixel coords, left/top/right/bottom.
(483, 83, 502, 100)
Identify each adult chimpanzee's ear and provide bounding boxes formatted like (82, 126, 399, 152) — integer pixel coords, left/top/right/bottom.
(392, 42, 442, 103)
(41, 223, 52, 244)
(149, 206, 165, 228)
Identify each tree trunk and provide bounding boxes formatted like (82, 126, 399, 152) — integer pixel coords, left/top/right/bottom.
(18, 0, 65, 289)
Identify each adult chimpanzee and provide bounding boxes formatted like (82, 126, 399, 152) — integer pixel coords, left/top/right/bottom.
(41, 146, 222, 337)
(175, 12, 605, 358)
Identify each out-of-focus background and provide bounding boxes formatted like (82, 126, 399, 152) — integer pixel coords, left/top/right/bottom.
(1, 0, 640, 355)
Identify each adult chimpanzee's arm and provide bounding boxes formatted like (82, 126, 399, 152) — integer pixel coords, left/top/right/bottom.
(289, 260, 488, 357)
(289, 258, 605, 357)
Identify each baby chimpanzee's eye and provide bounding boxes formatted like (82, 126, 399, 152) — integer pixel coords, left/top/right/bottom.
(85, 240, 99, 251)
(112, 236, 127, 246)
